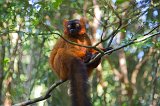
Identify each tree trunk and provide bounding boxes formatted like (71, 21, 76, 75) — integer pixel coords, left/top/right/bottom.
(0, 36, 5, 104)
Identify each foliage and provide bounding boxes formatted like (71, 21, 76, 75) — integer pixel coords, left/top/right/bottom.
(0, 0, 159, 106)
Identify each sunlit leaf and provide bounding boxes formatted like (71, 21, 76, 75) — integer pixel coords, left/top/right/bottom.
(52, 0, 63, 9)
(116, 0, 129, 4)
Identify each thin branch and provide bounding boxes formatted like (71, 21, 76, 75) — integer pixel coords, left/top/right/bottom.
(13, 80, 67, 106)
(120, 9, 148, 30)
(0, 30, 104, 52)
(106, 15, 122, 48)
(43, 24, 105, 53)
(100, 26, 107, 42)
(87, 31, 160, 65)
(93, 3, 122, 47)
(106, 31, 160, 53)
(143, 23, 160, 36)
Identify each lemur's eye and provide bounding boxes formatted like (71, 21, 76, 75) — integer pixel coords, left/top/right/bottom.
(76, 23, 80, 27)
(67, 25, 71, 28)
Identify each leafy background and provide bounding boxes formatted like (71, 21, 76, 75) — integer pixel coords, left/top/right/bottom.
(0, 0, 159, 106)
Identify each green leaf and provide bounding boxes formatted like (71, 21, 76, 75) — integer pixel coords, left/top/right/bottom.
(155, 41, 160, 48)
(116, 0, 129, 4)
(145, 41, 154, 47)
(120, 29, 126, 33)
(4, 58, 10, 64)
(20, 74, 27, 81)
(52, 0, 63, 9)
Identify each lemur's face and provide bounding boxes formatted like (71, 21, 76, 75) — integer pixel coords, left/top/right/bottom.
(66, 20, 81, 37)
(63, 18, 86, 37)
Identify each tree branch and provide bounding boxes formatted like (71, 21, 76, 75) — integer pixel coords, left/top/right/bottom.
(87, 31, 160, 65)
(13, 80, 67, 106)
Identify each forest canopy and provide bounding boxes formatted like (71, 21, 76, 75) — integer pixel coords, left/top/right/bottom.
(0, 0, 160, 106)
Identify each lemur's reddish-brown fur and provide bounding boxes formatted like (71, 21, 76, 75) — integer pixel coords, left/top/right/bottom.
(49, 18, 101, 106)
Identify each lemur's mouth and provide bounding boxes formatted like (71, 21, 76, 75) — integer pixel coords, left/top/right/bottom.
(69, 28, 79, 36)
(70, 28, 76, 33)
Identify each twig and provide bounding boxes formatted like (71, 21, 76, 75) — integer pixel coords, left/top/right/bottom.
(43, 24, 105, 53)
(87, 31, 160, 65)
(13, 80, 67, 106)
(143, 23, 160, 36)
(93, 3, 122, 47)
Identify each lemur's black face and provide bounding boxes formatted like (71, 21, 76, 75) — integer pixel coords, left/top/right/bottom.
(64, 18, 86, 37)
(67, 19, 81, 37)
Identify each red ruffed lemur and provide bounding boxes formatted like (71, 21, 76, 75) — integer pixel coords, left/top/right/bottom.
(50, 17, 107, 106)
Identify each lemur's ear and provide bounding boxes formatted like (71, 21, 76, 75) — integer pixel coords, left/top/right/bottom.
(63, 19, 68, 27)
(79, 17, 86, 35)
(63, 19, 69, 35)
(80, 17, 86, 25)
